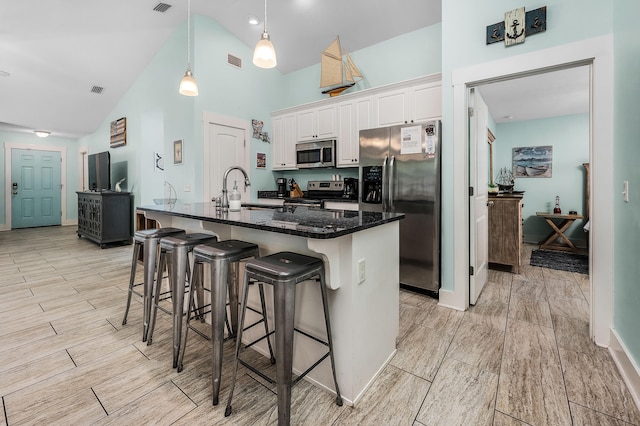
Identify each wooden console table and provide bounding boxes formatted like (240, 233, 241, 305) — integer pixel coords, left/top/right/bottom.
(536, 212, 584, 253)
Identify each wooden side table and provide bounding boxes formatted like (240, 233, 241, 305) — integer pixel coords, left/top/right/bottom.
(536, 212, 584, 252)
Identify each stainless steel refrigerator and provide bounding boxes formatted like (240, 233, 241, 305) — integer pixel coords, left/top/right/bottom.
(359, 121, 441, 294)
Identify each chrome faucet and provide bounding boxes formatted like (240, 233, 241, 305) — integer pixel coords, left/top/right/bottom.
(221, 166, 251, 209)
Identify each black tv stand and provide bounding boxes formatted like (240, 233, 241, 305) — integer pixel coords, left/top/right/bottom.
(77, 191, 132, 248)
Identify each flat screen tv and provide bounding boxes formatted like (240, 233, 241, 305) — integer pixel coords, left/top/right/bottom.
(88, 151, 111, 191)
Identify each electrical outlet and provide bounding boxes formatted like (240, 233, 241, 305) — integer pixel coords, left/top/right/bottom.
(184, 184, 191, 192)
(358, 259, 366, 283)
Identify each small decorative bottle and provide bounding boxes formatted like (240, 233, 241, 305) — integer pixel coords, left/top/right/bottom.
(229, 181, 242, 211)
(553, 196, 561, 214)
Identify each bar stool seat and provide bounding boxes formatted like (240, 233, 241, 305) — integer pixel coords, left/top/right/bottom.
(147, 232, 218, 368)
(225, 251, 342, 425)
(177, 239, 274, 406)
(122, 227, 185, 343)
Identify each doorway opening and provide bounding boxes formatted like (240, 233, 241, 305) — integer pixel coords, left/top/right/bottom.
(449, 35, 615, 346)
(469, 64, 591, 307)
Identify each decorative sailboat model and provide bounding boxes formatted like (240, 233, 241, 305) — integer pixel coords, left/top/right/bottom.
(320, 36, 363, 97)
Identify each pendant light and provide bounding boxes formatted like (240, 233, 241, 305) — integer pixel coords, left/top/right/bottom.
(179, 0, 198, 96)
(253, 0, 277, 68)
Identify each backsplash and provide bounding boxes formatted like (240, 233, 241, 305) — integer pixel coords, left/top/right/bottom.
(267, 167, 358, 191)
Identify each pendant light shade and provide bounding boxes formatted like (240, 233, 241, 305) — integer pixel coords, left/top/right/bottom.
(179, 0, 198, 96)
(179, 69, 198, 96)
(253, 0, 277, 68)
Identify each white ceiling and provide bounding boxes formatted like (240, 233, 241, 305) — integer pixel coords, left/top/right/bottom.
(0, 0, 588, 140)
(477, 65, 590, 124)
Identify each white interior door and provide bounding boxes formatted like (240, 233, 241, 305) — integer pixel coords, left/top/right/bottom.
(469, 88, 489, 305)
(206, 122, 247, 201)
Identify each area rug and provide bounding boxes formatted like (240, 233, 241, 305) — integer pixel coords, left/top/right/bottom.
(530, 249, 589, 274)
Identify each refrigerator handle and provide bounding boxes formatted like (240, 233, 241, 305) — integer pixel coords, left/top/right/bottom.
(381, 156, 388, 211)
(389, 155, 395, 210)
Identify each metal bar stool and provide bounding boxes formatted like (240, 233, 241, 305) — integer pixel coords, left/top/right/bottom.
(147, 232, 218, 368)
(122, 227, 185, 342)
(177, 240, 275, 406)
(225, 251, 343, 426)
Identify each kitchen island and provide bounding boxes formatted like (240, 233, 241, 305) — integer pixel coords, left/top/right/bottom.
(137, 202, 403, 405)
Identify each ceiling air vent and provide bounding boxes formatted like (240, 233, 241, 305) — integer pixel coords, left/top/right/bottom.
(153, 3, 172, 12)
(90, 86, 104, 94)
(227, 54, 242, 69)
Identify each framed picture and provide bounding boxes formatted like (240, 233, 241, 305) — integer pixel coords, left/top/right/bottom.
(256, 152, 266, 168)
(110, 117, 126, 148)
(513, 145, 552, 177)
(173, 139, 183, 165)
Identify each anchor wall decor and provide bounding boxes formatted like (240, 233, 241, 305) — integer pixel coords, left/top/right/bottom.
(486, 6, 546, 46)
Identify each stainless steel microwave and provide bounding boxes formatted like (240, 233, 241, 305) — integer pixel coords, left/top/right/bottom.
(295, 139, 336, 168)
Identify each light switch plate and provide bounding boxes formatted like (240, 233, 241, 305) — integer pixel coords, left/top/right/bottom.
(623, 181, 629, 202)
(358, 259, 366, 283)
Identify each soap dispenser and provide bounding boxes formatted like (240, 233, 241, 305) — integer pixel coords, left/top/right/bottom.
(229, 180, 242, 211)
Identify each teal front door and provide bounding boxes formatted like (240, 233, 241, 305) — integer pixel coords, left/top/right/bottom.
(11, 149, 62, 228)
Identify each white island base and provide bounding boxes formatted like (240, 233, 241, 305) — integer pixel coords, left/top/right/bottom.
(144, 211, 399, 406)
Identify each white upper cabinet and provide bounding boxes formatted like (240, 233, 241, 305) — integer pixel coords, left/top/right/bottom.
(375, 88, 409, 127)
(296, 105, 337, 141)
(271, 74, 442, 170)
(375, 81, 442, 127)
(272, 113, 297, 170)
(337, 96, 374, 167)
(411, 83, 442, 123)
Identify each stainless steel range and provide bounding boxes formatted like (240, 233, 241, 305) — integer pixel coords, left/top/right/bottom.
(283, 180, 346, 207)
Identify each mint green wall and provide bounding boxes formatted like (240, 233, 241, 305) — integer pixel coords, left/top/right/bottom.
(79, 15, 283, 205)
(441, 1, 613, 293)
(279, 24, 442, 109)
(494, 114, 589, 245)
(613, 0, 640, 366)
(1, 132, 81, 224)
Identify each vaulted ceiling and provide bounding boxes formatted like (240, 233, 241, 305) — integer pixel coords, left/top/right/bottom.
(0, 1, 588, 140)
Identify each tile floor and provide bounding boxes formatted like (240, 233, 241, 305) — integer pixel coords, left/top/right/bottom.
(1, 226, 639, 425)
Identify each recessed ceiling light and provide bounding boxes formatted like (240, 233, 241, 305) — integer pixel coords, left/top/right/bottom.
(503, 115, 514, 120)
(34, 131, 51, 138)
(248, 15, 260, 25)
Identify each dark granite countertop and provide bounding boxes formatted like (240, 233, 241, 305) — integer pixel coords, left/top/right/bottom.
(138, 202, 403, 239)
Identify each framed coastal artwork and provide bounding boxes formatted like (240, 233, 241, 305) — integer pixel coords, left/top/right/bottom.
(512, 145, 552, 178)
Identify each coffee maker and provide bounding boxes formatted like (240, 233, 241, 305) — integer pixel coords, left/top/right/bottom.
(276, 178, 287, 198)
(343, 178, 359, 200)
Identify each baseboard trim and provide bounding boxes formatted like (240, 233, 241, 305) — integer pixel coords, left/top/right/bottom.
(609, 328, 640, 411)
(438, 288, 465, 311)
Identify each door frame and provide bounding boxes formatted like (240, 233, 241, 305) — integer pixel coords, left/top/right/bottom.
(3, 142, 68, 231)
(202, 112, 251, 203)
(447, 35, 614, 347)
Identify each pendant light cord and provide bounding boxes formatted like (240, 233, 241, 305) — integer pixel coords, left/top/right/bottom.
(264, 0, 267, 33)
(187, 0, 191, 69)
